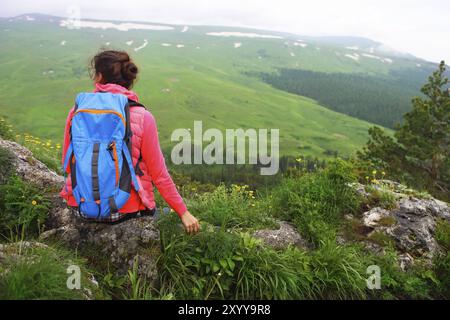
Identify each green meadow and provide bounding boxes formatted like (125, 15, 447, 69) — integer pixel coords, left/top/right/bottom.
(0, 15, 433, 158)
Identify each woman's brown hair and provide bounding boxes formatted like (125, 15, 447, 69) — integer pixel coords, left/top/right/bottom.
(90, 50, 138, 89)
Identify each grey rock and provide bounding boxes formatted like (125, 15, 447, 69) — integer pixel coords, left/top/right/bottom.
(41, 204, 161, 284)
(0, 138, 63, 188)
(362, 196, 450, 259)
(398, 253, 415, 271)
(252, 221, 309, 250)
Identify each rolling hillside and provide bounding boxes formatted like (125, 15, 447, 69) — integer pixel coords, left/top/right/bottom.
(0, 14, 438, 157)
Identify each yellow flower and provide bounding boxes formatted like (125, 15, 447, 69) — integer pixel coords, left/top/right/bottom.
(365, 176, 369, 180)
(372, 170, 377, 175)
(31, 200, 37, 206)
(251, 203, 255, 207)
(381, 171, 386, 176)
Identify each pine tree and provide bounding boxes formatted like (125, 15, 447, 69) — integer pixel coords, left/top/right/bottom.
(359, 61, 449, 199)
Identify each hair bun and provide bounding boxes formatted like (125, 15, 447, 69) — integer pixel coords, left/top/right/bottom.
(122, 61, 138, 80)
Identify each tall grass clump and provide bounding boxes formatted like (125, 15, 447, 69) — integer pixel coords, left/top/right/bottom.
(432, 219, 450, 298)
(272, 159, 361, 246)
(0, 117, 14, 140)
(310, 240, 368, 299)
(0, 243, 102, 300)
(189, 184, 275, 230)
(157, 214, 314, 300)
(0, 146, 15, 184)
(0, 175, 50, 238)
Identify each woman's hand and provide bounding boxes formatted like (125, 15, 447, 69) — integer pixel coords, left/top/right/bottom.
(180, 210, 201, 235)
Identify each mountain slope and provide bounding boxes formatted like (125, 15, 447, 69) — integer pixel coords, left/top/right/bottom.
(0, 14, 435, 157)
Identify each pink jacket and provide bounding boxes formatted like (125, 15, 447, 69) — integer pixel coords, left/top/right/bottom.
(60, 83, 187, 217)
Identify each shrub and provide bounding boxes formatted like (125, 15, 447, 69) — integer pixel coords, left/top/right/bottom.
(433, 252, 450, 298)
(367, 247, 435, 299)
(0, 175, 50, 238)
(189, 184, 275, 230)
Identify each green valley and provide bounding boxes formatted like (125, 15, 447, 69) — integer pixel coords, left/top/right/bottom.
(0, 14, 438, 157)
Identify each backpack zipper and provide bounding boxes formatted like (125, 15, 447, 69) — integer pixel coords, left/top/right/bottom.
(107, 141, 120, 187)
(74, 109, 126, 127)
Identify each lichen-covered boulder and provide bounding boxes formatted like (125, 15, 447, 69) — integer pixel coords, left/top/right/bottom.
(40, 200, 161, 284)
(252, 221, 309, 250)
(361, 192, 450, 260)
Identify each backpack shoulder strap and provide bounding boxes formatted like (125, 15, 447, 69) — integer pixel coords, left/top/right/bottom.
(128, 99, 147, 109)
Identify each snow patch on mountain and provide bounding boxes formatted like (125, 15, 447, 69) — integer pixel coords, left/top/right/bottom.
(206, 32, 283, 39)
(294, 42, 307, 48)
(345, 53, 360, 61)
(60, 19, 174, 31)
(134, 39, 148, 52)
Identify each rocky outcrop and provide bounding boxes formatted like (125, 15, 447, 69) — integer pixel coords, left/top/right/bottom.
(0, 139, 63, 188)
(40, 201, 161, 283)
(252, 221, 309, 250)
(354, 181, 450, 264)
(0, 138, 161, 284)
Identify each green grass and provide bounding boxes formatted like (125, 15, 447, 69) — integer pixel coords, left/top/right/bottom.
(188, 184, 276, 230)
(271, 159, 361, 245)
(0, 242, 102, 300)
(0, 175, 51, 238)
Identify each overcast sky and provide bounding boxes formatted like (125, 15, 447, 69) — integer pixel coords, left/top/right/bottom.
(1, 0, 449, 63)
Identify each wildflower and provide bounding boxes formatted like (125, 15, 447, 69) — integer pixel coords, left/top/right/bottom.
(295, 158, 302, 162)
(31, 200, 37, 206)
(365, 176, 369, 180)
(372, 170, 377, 175)
(381, 171, 386, 176)
(251, 203, 255, 207)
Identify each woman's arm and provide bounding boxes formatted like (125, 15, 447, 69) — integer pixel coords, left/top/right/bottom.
(141, 111, 200, 234)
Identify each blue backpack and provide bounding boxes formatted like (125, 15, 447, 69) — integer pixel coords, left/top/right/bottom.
(63, 92, 144, 219)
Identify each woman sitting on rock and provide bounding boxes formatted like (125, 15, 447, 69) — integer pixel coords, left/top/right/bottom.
(60, 50, 200, 234)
